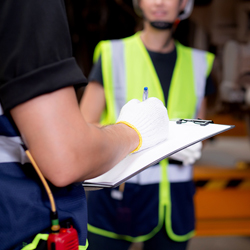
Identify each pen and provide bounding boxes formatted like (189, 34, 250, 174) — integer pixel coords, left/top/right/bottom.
(143, 87, 148, 101)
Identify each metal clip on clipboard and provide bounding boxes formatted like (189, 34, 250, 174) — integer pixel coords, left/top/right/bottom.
(176, 118, 214, 126)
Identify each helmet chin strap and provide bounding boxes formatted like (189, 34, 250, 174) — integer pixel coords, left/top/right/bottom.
(150, 21, 173, 30)
(142, 14, 179, 49)
(143, 12, 178, 31)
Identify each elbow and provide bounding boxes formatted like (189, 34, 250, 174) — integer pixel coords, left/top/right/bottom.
(47, 174, 74, 188)
(42, 154, 93, 188)
(31, 154, 81, 188)
(44, 169, 77, 188)
(29, 134, 102, 187)
(44, 162, 83, 188)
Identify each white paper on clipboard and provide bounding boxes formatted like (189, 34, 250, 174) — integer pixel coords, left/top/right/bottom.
(83, 121, 234, 190)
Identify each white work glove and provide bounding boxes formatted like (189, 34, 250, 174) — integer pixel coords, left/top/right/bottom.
(116, 98, 169, 153)
(169, 142, 202, 165)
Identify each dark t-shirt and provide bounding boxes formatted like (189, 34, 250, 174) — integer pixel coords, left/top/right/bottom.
(89, 46, 214, 104)
(0, 0, 87, 112)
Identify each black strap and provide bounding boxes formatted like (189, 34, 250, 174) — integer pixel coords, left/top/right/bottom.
(168, 159, 183, 165)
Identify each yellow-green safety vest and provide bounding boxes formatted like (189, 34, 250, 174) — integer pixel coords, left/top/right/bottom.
(88, 32, 214, 242)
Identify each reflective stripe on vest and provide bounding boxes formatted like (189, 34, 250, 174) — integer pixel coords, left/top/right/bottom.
(126, 164, 192, 184)
(192, 49, 207, 117)
(0, 135, 29, 163)
(0, 103, 26, 164)
(111, 40, 127, 118)
(21, 234, 48, 250)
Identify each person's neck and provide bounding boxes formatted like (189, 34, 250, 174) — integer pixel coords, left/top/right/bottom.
(140, 22, 175, 53)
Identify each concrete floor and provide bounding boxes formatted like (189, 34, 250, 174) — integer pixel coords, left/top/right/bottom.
(196, 136, 250, 168)
(187, 236, 250, 250)
(129, 236, 250, 250)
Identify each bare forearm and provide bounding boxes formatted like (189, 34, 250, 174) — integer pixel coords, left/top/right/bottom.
(30, 122, 138, 186)
(77, 122, 138, 181)
(10, 87, 138, 187)
(197, 98, 207, 119)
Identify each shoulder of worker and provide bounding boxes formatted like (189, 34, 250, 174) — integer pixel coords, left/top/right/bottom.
(93, 33, 138, 62)
(95, 33, 137, 49)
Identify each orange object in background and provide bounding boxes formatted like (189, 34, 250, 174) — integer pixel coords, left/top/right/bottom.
(193, 166, 250, 236)
(207, 114, 248, 137)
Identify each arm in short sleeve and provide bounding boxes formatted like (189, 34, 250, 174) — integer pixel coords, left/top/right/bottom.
(205, 73, 216, 97)
(88, 56, 104, 86)
(0, 0, 87, 112)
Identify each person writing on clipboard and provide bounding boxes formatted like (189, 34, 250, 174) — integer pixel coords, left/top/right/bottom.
(80, 0, 215, 249)
(0, 0, 170, 249)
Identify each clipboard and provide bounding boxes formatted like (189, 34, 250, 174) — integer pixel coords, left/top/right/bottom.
(82, 120, 234, 190)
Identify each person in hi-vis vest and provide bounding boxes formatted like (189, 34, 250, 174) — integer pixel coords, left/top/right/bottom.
(80, 0, 214, 249)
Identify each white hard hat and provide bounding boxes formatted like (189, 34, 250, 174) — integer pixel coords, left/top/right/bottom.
(133, 0, 194, 20)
